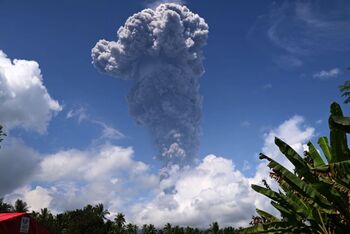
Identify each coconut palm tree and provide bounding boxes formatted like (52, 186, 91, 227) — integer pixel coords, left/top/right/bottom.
(142, 224, 157, 234)
(163, 223, 172, 234)
(0, 198, 13, 212)
(14, 199, 29, 212)
(113, 213, 126, 234)
(126, 223, 138, 234)
(94, 203, 110, 220)
(209, 222, 220, 234)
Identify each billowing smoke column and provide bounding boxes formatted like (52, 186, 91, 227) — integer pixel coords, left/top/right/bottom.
(92, 3, 208, 166)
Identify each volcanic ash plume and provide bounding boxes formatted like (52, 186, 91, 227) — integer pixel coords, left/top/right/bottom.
(92, 3, 208, 166)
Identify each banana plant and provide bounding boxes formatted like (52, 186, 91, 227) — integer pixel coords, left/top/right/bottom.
(238, 102, 350, 234)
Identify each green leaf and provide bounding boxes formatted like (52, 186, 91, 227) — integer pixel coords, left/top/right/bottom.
(270, 201, 302, 223)
(329, 102, 350, 162)
(237, 221, 303, 234)
(313, 160, 350, 180)
(274, 137, 314, 181)
(317, 137, 332, 163)
(255, 209, 280, 222)
(306, 141, 325, 167)
(330, 116, 350, 133)
(251, 185, 281, 202)
(281, 184, 315, 220)
(319, 177, 350, 195)
(267, 160, 332, 208)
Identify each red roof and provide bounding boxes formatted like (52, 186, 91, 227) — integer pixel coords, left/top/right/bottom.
(0, 212, 26, 221)
(0, 213, 51, 234)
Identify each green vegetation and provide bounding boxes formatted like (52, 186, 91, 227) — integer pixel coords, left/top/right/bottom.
(238, 102, 350, 234)
(14, 199, 29, 212)
(339, 67, 350, 103)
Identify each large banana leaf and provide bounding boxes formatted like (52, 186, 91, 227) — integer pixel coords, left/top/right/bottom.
(270, 201, 301, 222)
(317, 137, 333, 163)
(319, 177, 350, 197)
(330, 116, 350, 133)
(329, 102, 350, 162)
(237, 221, 306, 234)
(239, 102, 350, 233)
(311, 180, 348, 216)
(266, 159, 332, 208)
(251, 185, 281, 202)
(306, 141, 325, 167)
(252, 184, 311, 220)
(312, 160, 350, 180)
(274, 137, 315, 181)
(255, 209, 280, 222)
(282, 186, 315, 220)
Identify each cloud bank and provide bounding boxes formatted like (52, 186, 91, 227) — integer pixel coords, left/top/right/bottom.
(0, 50, 61, 197)
(92, 3, 208, 166)
(0, 137, 40, 196)
(0, 51, 61, 133)
(3, 115, 315, 228)
(131, 155, 256, 228)
(5, 144, 159, 214)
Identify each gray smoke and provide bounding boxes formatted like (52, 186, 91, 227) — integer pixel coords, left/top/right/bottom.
(92, 3, 208, 166)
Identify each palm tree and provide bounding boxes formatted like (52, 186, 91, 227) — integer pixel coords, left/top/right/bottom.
(0, 198, 13, 212)
(174, 226, 185, 234)
(14, 199, 29, 212)
(184, 226, 194, 234)
(222, 226, 236, 234)
(142, 224, 148, 234)
(39, 208, 50, 220)
(163, 223, 172, 234)
(209, 222, 220, 234)
(94, 203, 110, 220)
(37, 208, 57, 233)
(126, 223, 138, 234)
(142, 224, 157, 234)
(114, 213, 126, 233)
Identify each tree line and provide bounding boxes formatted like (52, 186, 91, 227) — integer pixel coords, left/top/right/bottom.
(0, 198, 241, 234)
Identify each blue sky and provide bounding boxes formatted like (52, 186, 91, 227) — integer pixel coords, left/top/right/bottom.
(0, 0, 349, 227)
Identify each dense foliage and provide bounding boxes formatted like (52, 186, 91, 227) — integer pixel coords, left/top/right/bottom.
(238, 102, 350, 234)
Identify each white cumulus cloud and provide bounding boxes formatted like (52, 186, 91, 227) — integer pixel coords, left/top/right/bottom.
(6, 186, 53, 212)
(130, 115, 315, 228)
(3, 116, 315, 228)
(6, 144, 159, 213)
(130, 155, 256, 228)
(0, 50, 61, 133)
